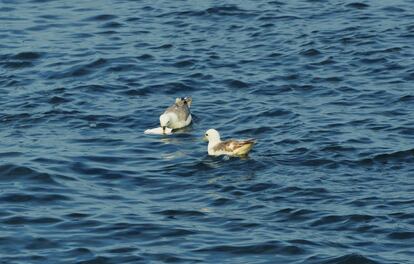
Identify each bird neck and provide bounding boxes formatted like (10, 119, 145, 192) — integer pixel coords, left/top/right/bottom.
(208, 137, 221, 149)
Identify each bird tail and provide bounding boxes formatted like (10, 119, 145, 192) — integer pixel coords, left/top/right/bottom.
(175, 97, 192, 107)
(235, 139, 256, 155)
(184, 97, 192, 108)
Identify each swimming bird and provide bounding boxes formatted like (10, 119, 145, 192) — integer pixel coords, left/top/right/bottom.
(204, 129, 255, 157)
(159, 97, 192, 133)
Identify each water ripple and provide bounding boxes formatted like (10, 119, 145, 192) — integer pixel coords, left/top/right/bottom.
(1, 0, 413, 263)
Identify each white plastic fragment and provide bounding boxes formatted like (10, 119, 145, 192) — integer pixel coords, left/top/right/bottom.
(144, 127, 173, 135)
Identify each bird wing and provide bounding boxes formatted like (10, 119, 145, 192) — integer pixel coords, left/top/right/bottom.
(214, 139, 256, 153)
(164, 101, 191, 121)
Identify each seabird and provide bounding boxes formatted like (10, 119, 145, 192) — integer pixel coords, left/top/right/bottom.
(204, 129, 255, 156)
(159, 97, 192, 133)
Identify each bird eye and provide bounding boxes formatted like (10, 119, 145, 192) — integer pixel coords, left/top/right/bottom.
(205, 133, 208, 136)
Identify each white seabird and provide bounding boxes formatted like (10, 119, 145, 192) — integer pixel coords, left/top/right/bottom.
(159, 97, 192, 133)
(204, 129, 256, 157)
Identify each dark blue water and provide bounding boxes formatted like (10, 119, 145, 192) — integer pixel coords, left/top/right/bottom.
(1, 0, 414, 263)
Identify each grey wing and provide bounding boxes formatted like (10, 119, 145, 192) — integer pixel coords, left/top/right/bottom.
(164, 103, 190, 121)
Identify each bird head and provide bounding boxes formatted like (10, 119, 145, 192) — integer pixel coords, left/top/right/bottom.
(159, 114, 170, 133)
(204, 129, 220, 142)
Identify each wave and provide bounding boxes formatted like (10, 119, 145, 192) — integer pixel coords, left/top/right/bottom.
(157, 4, 256, 19)
(346, 3, 370, 9)
(0, 164, 61, 186)
(195, 241, 305, 255)
(357, 148, 414, 165)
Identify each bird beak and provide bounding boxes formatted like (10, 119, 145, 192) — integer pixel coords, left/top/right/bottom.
(202, 136, 208, 142)
(162, 126, 166, 134)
